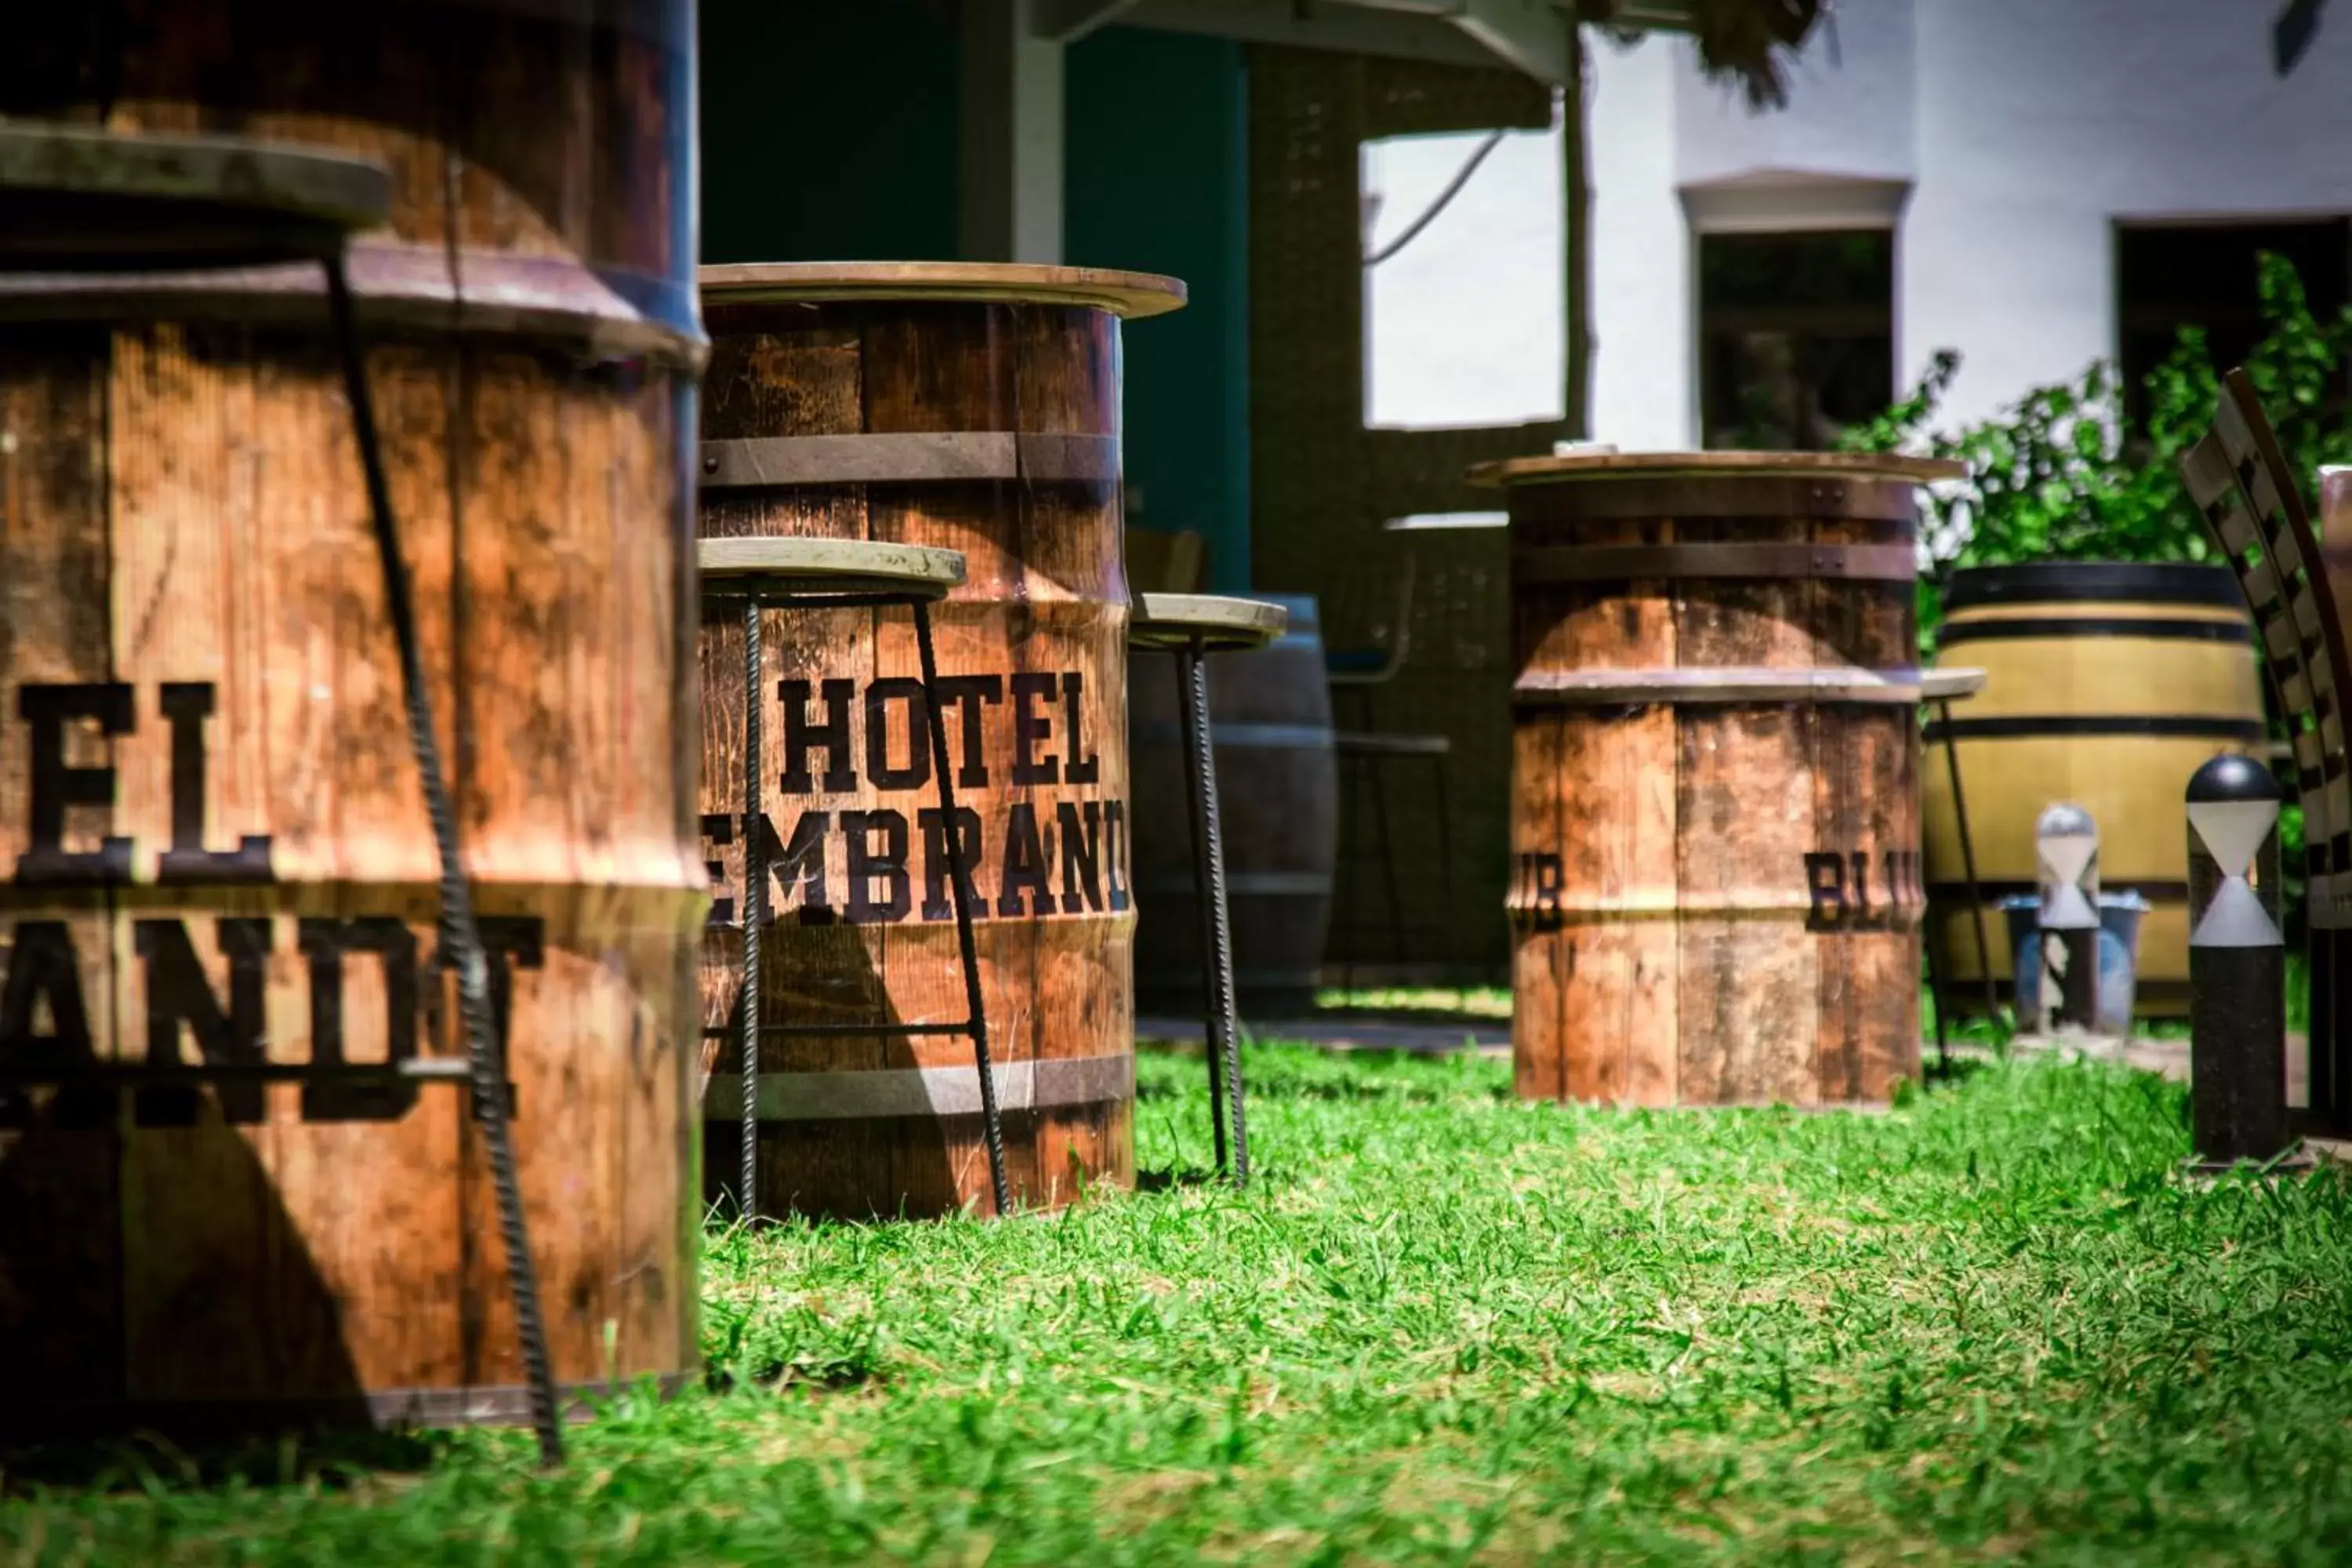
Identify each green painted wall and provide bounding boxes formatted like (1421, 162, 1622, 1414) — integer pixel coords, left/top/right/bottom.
(696, 12, 1250, 590)
(1066, 29, 1252, 592)
(699, 0, 959, 263)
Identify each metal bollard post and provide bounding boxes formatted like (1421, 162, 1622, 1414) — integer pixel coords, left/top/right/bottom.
(2187, 753, 2291, 1168)
(2034, 804, 2101, 1033)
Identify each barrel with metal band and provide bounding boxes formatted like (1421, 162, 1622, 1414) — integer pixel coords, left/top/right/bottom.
(1475, 451, 1960, 1108)
(0, 2, 707, 1434)
(697, 262, 1184, 1219)
(1131, 594, 1338, 1017)
(1922, 563, 2267, 1020)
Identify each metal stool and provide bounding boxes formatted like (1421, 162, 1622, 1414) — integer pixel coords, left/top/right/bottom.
(1922, 665, 1999, 1068)
(0, 124, 568, 1461)
(700, 536, 1009, 1218)
(1129, 593, 1289, 1185)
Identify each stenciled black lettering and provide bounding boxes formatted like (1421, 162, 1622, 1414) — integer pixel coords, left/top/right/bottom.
(0, 920, 101, 1129)
(157, 682, 274, 884)
(134, 917, 270, 1126)
(761, 809, 836, 925)
(917, 806, 989, 921)
(1057, 799, 1105, 913)
(1849, 851, 1873, 923)
(997, 802, 1052, 916)
(1011, 672, 1059, 786)
(1104, 800, 1131, 913)
(1803, 851, 1848, 932)
(935, 675, 1003, 789)
(842, 808, 913, 924)
(863, 678, 931, 791)
(1061, 672, 1100, 785)
(423, 917, 545, 1119)
(779, 677, 858, 794)
(299, 916, 420, 1122)
(17, 683, 133, 887)
(700, 811, 735, 926)
(1528, 853, 1565, 932)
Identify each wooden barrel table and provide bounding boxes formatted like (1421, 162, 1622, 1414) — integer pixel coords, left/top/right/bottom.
(0, 5, 707, 1434)
(697, 262, 1185, 1219)
(1922, 563, 2265, 1019)
(1476, 451, 1961, 1108)
(1131, 593, 1338, 1017)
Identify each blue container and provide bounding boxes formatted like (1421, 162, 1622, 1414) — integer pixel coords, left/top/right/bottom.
(1998, 892, 2151, 1033)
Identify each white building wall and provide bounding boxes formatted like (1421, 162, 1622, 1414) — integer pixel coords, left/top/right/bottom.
(1582, 0, 2352, 443)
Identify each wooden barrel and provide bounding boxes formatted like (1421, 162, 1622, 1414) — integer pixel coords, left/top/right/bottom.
(1131, 594, 1338, 1018)
(0, 6, 707, 1434)
(1922, 563, 2264, 1018)
(697, 262, 1185, 1219)
(1477, 451, 1960, 1108)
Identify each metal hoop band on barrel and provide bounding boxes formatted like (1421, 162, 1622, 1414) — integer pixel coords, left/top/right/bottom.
(706, 1054, 1133, 1123)
(699, 432, 1121, 489)
(1515, 543, 1920, 583)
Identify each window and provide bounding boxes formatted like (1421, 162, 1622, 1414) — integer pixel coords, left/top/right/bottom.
(2115, 218, 2350, 428)
(1697, 230, 1895, 451)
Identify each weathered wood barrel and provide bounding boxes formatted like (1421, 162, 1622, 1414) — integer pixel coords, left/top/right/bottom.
(1131, 594, 1338, 1017)
(1477, 452, 1961, 1108)
(0, 5, 707, 1434)
(1922, 563, 2265, 1018)
(697, 262, 1185, 1219)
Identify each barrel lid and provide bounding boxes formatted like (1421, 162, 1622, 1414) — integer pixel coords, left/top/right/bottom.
(1941, 561, 2243, 612)
(699, 262, 1187, 319)
(1468, 450, 1965, 488)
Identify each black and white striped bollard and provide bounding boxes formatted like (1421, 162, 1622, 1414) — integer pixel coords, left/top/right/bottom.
(2035, 803, 2100, 1033)
(2187, 753, 2292, 1170)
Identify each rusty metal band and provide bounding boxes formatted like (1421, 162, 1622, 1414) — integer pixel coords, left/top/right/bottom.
(1504, 475, 1927, 525)
(1138, 871, 1334, 898)
(699, 432, 1120, 491)
(1508, 902, 1925, 924)
(0, 244, 706, 367)
(1515, 543, 1918, 584)
(1513, 666, 1922, 706)
(704, 1052, 1134, 1122)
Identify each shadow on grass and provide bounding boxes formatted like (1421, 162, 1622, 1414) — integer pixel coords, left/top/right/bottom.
(1, 1425, 446, 1497)
(1134, 1166, 1230, 1192)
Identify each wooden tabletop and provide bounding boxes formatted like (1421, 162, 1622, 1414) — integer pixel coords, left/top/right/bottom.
(0, 122, 391, 270)
(1469, 450, 1969, 488)
(700, 261, 1188, 319)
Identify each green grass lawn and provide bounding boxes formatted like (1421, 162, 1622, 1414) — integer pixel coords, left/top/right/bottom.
(8, 1047, 2352, 1565)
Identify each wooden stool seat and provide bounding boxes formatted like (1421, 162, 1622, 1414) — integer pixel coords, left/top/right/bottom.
(1920, 666, 1987, 703)
(697, 536, 965, 601)
(0, 122, 390, 270)
(1129, 592, 1288, 652)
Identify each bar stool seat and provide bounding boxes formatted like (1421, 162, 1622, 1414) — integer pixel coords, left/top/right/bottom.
(1132, 592, 1287, 652)
(702, 534, 1010, 1219)
(699, 536, 966, 601)
(0, 122, 391, 270)
(1128, 591, 1291, 1185)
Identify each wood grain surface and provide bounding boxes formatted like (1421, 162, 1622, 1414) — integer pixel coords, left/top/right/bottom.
(0, 3, 706, 1435)
(1501, 466, 1926, 1108)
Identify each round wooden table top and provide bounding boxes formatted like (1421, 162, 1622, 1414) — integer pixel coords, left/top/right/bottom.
(0, 122, 391, 271)
(1468, 450, 1968, 489)
(1920, 666, 1988, 702)
(699, 261, 1188, 319)
(1129, 593, 1290, 652)
(697, 536, 966, 601)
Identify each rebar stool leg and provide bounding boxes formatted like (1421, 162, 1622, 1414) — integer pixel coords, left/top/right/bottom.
(740, 595, 765, 1225)
(326, 253, 563, 1467)
(914, 598, 1010, 1215)
(1939, 699, 2001, 1023)
(1178, 636, 1249, 1184)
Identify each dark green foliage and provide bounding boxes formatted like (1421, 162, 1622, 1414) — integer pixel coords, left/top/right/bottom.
(6, 1046, 2351, 1563)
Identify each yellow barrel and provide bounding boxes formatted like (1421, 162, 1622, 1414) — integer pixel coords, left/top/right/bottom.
(1924, 563, 2264, 1018)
